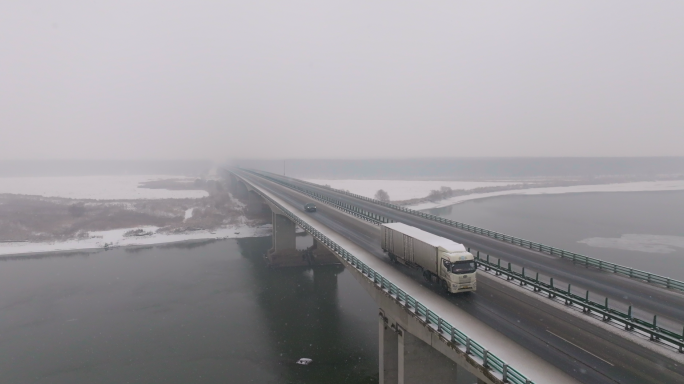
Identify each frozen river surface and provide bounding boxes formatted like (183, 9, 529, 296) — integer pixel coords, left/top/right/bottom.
(0, 238, 379, 384)
(427, 190, 684, 280)
(0, 175, 208, 200)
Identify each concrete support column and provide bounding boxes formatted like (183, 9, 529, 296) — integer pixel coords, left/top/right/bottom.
(228, 174, 237, 188)
(310, 238, 339, 265)
(247, 190, 264, 213)
(265, 212, 303, 267)
(235, 180, 248, 198)
(379, 314, 399, 384)
(272, 212, 296, 252)
(398, 326, 460, 384)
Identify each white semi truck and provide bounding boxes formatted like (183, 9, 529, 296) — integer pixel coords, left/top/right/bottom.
(381, 222, 476, 293)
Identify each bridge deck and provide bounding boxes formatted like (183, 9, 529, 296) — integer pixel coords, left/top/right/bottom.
(241, 171, 684, 384)
(250, 174, 578, 384)
(262, 172, 684, 329)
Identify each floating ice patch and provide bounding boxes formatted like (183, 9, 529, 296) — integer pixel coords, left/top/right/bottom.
(579, 234, 684, 254)
(296, 358, 312, 365)
(184, 208, 195, 222)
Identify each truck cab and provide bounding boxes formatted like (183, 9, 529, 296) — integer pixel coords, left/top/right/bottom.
(439, 250, 476, 293)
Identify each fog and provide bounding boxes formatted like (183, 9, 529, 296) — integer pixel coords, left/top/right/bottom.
(1, 1, 683, 160)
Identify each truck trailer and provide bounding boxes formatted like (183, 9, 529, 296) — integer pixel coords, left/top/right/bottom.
(380, 222, 476, 293)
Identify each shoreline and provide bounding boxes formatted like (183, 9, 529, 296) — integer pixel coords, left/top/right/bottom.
(0, 236, 270, 260)
(5, 179, 684, 258)
(0, 223, 273, 258)
(406, 180, 684, 210)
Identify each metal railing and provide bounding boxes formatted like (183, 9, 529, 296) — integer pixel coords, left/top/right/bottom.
(244, 168, 684, 293)
(471, 249, 684, 353)
(241, 169, 390, 226)
(238, 168, 684, 354)
(234, 172, 534, 384)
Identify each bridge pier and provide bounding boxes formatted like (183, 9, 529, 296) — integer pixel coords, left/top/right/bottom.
(266, 212, 301, 267)
(247, 190, 268, 214)
(309, 238, 340, 265)
(380, 310, 479, 384)
(266, 213, 340, 267)
(380, 315, 400, 384)
(400, 325, 461, 384)
(234, 180, 249, 199)
(272, 212, 296, 251)
(227, 173, 238, 188)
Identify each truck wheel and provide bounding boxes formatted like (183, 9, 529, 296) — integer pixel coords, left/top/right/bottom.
(389, 254, 397, 263)
(441, 279, 451, 294)
(423, 270, 432, 282)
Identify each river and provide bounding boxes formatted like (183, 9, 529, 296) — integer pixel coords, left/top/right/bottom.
(426, 190, 684, 280)
(3, 190, 682, 383)
(0, 238, 379, 384)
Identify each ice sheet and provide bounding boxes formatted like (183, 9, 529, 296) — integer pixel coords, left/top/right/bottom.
(304, 179, 518, 200)
(579, 234, 684, 254)
(0, 175, 208, 200)
(407, 180, 684, 210)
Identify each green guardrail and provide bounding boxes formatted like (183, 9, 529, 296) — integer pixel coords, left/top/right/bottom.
(239, 168, 684, 354)
(246, 171, 390, 226)
(244, 168, 684, 293)
(471, 249, 684, 353)
(234, 172, 535, 384)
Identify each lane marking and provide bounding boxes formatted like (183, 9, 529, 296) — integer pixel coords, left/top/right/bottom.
(546, 330, 614, 366)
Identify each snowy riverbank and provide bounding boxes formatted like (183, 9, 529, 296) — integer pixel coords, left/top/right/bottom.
(0, 222, 272, 257)
(0, 175, 208, 199)
(304, 179, 520, 200)
(406, 180, 684, 210)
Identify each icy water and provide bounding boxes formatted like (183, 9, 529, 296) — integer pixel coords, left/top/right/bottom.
(0, 238, 379, 384)
(426, 190, 684, 280)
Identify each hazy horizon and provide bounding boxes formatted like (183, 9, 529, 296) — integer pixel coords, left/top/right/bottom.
(2, 1, 683, 161)
(4, 157, 681, 179)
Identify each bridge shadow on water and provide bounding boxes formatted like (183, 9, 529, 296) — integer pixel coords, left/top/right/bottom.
(237, 237, 379, 384)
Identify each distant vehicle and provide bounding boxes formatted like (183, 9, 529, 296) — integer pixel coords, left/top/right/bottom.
(380, 222, 476, 293)
(304, 203, 317, 212)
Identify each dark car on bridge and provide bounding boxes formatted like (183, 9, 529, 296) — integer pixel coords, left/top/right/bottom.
(304, 203, 317, 212)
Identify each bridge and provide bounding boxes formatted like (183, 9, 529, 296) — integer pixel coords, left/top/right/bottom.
(227, 168, 684, 384)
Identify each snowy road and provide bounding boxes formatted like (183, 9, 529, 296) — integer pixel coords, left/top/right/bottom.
(242, 171, 684, 384)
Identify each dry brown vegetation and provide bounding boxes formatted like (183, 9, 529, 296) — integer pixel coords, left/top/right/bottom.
(392, 175, 684, 206)
(0, 178, 250, 242)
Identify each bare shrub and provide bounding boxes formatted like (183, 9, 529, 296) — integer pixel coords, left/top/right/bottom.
(68, 203, 86, 217)
(427, 190, 442, 201)
(375, 189, 390, 202)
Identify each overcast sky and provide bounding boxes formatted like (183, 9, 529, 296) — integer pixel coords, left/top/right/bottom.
(1, 1, 683, 160)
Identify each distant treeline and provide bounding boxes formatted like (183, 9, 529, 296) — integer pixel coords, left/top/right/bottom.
(279, 157, 684, 180)
(0, 160, 213, 177)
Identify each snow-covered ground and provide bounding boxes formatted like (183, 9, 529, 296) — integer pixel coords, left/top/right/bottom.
(407, 180, 684, 210)
(579, 234, 684, 254)
(304, 179, 519, 200)
(0, 175, 208, 200)
(183, 208, 196, 221)
(0, 221, 272, 257)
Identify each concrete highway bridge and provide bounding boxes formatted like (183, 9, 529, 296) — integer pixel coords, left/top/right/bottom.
(227, 168, 684, 384)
